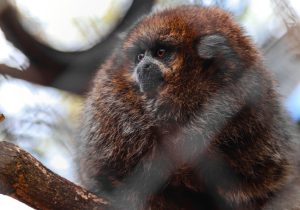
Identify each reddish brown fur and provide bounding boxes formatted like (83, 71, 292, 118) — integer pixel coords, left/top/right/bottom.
(78, 6, 300, 210)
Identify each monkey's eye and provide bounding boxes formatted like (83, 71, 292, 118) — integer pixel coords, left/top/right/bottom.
(137, 53, 145, 62)
(156, 48, 166, 58)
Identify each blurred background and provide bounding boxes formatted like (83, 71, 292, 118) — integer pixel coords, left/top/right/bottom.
(0, 0, 300, 186)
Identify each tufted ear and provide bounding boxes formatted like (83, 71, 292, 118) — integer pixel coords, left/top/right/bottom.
(197, 34, 232, 59)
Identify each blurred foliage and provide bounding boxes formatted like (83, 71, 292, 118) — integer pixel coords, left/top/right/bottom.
(0, 77, 82, 181)
(12, 0, 133, 51)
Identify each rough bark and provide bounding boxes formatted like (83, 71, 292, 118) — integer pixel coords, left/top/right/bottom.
(0, 141, 110, 210)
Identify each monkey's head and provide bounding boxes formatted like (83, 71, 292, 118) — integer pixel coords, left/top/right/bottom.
(120, 6, 260, 121)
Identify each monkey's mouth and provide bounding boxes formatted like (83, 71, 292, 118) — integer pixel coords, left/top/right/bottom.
(136, 68, 164, 93)
(138, 78, 163, 93)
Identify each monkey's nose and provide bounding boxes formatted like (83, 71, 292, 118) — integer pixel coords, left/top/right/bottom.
(137, 62, 155, 74)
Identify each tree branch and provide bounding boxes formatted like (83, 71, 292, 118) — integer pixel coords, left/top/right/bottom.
(0, 114, 4, 122)
(0, 141, 110, 210)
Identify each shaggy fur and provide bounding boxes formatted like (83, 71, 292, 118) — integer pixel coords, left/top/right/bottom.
(78, 6, 299, 210)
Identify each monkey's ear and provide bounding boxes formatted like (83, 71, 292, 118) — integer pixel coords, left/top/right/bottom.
(197, 34, 232, 59)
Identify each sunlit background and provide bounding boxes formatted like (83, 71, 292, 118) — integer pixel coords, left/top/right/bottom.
(0, 0, 300, 208)
(13, 0, 132, 51)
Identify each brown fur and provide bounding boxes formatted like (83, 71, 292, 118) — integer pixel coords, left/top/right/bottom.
(78, 6, 299, 210)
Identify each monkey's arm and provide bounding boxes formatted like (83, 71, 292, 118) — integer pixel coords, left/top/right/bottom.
(262, 177, 300, 210)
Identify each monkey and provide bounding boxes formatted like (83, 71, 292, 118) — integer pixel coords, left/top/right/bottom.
(77, 5, 300, 210)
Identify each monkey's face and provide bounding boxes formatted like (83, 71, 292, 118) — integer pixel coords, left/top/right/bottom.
(122, 10, 198, 96)
(124, 32, 186, 94)
(130, 43, 180, 93)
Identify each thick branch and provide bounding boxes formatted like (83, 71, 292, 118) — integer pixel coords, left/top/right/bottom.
(0, 141, 109, 210)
